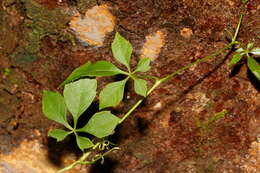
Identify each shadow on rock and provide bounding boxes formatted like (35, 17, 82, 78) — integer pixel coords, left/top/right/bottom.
(247, 68, 260, 92)
(89, 158, 119, 173)
(46, 135, 81, 167)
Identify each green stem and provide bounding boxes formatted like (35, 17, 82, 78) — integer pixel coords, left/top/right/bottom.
(57, 5, 246, 173)
(119, 99, 143, 124)
(232, 12, 244, 43)
(56, 151, 91, 173)
(120, 10, 245, 123)
(80, 147, 120, 164)
(119, 43, 234, 123)
(56, 146, 119, 173)
(159, 42, 235, 84)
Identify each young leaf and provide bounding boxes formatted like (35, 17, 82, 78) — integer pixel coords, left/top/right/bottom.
(135, 58, 151, 72)
(241, 0, 249, 3)
(112, 32, 133, 70)
(247, 56, 260, 80)
(235, 48, 244, 53)
(48, 129, 71, 142)
(42, 90, 68, 127)
(247, 42, 254, 49)
(134, 78, 147, 97)
(85, 61, 127, 76)
(75, 135, 94, 151)
(99, 79, 127, 110)
(60, 62, 91, 87)
(251, 48, 260, 56)
(208, 109, 228, 125)
(229, 53, 243, 66)
(64, 79, 97, 124)
(78, 111, 120, 138)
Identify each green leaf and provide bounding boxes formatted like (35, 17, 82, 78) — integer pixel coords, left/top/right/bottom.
(134, 78, 147, 97)
(135, 58, 151, 72)
(99, 79, 127, 109)
(64, 79, 97, 123)
(235, 48, 244, 53)
(229, 53, 243, 66)
(60, 62, 91, 86)
(78, 111, 120, 138)
(86, 61, 127, 76)
(247, 42, 254, 49)
(60, 61, 126, 87)
(48, 129, 71, 142)
(112, 32, 133, 70)
(251, 48, 260, 56)
(42, 90, 68, 127)
(241, 0, 249, 3)
(208, 109, 228, 125)
(247, 56, 260, 80)
(75, 135, 94, 151)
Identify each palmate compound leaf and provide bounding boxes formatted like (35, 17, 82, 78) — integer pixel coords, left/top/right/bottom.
(112, 32, 133, 70)
(135, 58, 151, 72)
(42, 90, 69, 127)
(99, 79, 127, 110)
(75, 135, 94, 151)
(48, 129, 71, 142)
(247, 56, 260, 80)
(229, 53, 243, 66)
(134, 78, 147, 97)
(60, 61, 126, 86)
(64, 79, 97, 124)
(78, 111, 120, 138)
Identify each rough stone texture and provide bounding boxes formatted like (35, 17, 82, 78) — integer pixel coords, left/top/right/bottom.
(241, 142, 260, 173)
(0, 0, 260, 173)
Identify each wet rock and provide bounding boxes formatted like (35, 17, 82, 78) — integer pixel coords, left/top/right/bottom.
(141, 30, 166, 61)
(69, 5, 115, 47)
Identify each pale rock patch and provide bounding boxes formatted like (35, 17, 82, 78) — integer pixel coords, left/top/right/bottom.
(141, 30, 166, 61)
(186, 92, 210, 113)
(0, 140, 85, 173)
(69, 5, 115, 47)
(180, 27, 193, 38)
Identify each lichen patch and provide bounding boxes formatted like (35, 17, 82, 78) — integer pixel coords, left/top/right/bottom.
(69, 5, 115, 47)
(141, 30, 166, 61)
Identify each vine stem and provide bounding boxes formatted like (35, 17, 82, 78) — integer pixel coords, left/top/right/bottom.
(118, 43, 234, 124)
(56, 151, 91, 173)
(119, 10, 245, 124)
(56, 144, 119, 173)
(56, 4, 246, 172)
